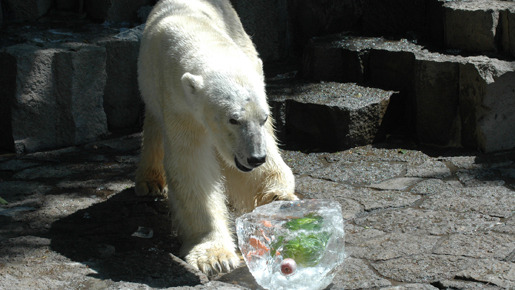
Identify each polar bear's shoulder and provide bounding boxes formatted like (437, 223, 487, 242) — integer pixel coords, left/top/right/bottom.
(145, 0, 258, 62)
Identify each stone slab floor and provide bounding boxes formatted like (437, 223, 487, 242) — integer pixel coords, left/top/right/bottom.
(0, 133, 514, 289)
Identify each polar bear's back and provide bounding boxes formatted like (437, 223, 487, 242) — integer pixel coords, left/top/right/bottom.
(138, 0, 260, 118)
(142, 0, 258, 68)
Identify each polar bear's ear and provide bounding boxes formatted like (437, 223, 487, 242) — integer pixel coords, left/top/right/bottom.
(181, 72, 204, 97)
(256, 58, 264, 78)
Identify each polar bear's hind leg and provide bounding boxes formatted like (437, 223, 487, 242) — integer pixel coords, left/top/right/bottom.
(135, 111, 167, 197)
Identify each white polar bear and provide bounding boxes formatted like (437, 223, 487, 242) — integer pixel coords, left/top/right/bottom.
(135, 0, 297, 274)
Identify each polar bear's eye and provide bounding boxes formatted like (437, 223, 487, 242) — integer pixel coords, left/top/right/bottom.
(229, 118, 240, 125)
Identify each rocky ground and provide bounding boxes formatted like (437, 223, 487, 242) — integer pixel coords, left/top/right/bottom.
(1, 133, 514, 289)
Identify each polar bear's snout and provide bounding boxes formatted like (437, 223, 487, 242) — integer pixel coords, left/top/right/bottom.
(234, 156, 265, 172)
(234, 153, 266, 172)
(247, 155, 266, 167)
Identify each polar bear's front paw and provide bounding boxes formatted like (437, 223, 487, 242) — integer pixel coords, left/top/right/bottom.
(135, 180, 168, 197)
(256, 190, 299, 207)
(135, 169, 167, 197)
(184, 242, 240, 275)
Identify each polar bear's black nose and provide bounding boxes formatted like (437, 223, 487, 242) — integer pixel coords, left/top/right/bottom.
(248, 155, 266, 168)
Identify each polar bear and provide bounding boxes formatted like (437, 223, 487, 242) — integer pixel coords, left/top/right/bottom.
(135, 0, 297, 274)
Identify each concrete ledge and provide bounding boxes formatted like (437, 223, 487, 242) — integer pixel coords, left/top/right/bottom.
(302, 34, 515, 152)
(97, 25, 144, 132)
(362, 0, 427, 38)
(268, 81, 394, 152)
(0, 24, 145, 154)
(1, 43, 108, 154)
(442, 0, 515, 55)
(3, 0, 52, 22)
(85, 0, 153, 23)
(460, 57, 515, 152)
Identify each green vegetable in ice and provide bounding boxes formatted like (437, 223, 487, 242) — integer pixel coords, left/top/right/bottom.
(271, 213, 331, 267)
(284, 213, 323, 231)
(281, 232, 330, 266)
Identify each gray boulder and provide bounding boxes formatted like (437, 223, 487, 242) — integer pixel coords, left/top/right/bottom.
(460, 57, 515, 152)
(414, 54, 462, 147)
(230, 0, 290, 62)
(3, 0, 52, 22)
(85, 0, 154, 23)
(98, 25, 144, 132)
(501, 8, 515, 56)
(268, 81, 393, 151)
(443, 0, 514, 54)
(1, 43, 108, 153)
(362, 0, 427, 39)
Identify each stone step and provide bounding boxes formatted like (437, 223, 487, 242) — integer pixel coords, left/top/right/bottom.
(3, 0, 52, 23)
(0, 24, 144, 154)
(84, 0, 153, 23)
(303, 34, 515, 152)
(361, 0, 515, 57)
(1, 0, 152, 24)
(267, 80, 396, 152)
(441, 0, 515, 55)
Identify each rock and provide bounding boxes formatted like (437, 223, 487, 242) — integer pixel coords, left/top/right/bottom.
(310, 160, 406, 186)
(362, 0, 427, 39)
(443, 1, 505, 53)
(230, 0, 289, 62)
(367, 39, 421, 92)
(454, 259, 515, 289)
(137, 5, 153, 23)
(303, 33, 515, 152)
(0, 1, 3, 27)
(303, 35, 422, 88)
(347, 233, 440, 261)
(1, 43, 108, 153)
(420, 186, 515, 218)
(54, 0, 83, 13)
(438, 279, 503, 290)
(13, 164, 79, 180)
(288, 0, 362, 48)
(281, 151, 326, 175)
(268, 81, 393, 151)
(295, 176, 364, 219)
(98, 25, 144, 132)
(372, 254, 473, 283)
(381, 284, 439, 290)
(327, 145, 430, 165)
(0, 51, 16, 152)
(459, 57, 515, 152)
(354, 208, 501, 235)
(409, 178, 462, 196)
(434, 232, 515, 260)
(406, 160, 452, 179)
(3, 0, 52, 22)
(331, 258, 392, 289)
(369, 177, 423, 191)
(456, 168, 506, 187)
(501, 8, 515, 56)
(0, 181, 50, 203)
(85, 0, 154, 23)
(302, 34, 369, 83)
(414, 55, 461, 146)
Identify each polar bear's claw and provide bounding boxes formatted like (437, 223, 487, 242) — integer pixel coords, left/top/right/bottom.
(186, 243, 240, 275)
(135, 180, 167, 197)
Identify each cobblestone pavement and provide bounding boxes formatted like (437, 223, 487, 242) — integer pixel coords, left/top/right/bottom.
(1, 133, 514, 289)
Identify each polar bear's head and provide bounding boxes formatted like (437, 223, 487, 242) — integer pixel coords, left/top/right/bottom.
(181, 71, 270, 172)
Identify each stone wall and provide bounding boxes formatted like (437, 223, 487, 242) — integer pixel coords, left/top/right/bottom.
(1, 0, 514, 154)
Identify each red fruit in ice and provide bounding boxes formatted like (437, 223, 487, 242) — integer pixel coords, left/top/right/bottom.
(280, 258, 297, 275)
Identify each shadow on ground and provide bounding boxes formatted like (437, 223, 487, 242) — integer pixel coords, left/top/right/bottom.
(48, 188, 202, 288)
